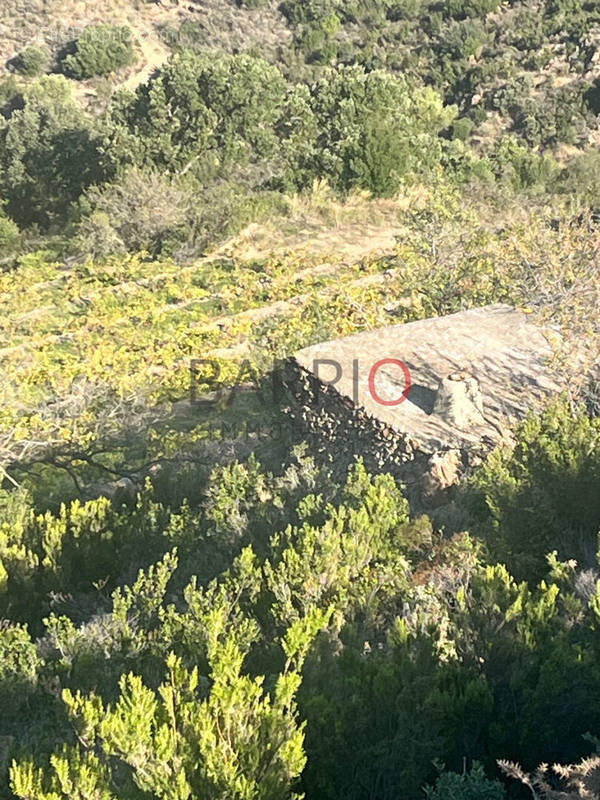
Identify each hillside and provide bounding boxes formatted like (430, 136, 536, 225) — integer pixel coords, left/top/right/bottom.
(2, 184, 598, 484)
(1, 1, 600, 799)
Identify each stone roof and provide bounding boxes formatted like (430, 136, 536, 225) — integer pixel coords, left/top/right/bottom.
(293, 305, 565, 454)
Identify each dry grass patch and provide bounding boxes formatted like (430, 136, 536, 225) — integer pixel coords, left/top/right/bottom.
(213, 181, 429, 262)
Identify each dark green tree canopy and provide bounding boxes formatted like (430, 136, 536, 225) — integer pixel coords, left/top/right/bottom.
(0, 76, 106, 226)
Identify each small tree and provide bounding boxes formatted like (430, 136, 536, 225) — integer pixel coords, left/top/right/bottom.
(304, 65, 455, 194)
(0, 76, 106, 226)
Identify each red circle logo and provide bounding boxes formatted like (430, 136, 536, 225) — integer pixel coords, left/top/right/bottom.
(368, 359, 412, 406)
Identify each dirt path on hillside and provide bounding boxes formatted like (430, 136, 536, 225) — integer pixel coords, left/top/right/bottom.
(122, 29, 171, 92)
(214, 220, 405, 263)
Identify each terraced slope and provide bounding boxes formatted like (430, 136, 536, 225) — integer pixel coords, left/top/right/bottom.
(0, 245, 401, 476)
(1, 188, 598, 492)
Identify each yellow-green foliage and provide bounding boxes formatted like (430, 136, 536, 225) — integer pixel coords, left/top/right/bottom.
(9, 546, 330, 800)
(1, 185, 598, 481)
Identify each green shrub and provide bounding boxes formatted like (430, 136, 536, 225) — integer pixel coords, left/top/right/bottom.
(559, 149, 600, 213)
(10, 45, 49, 77)
(425, 763, 507, 799)
(446, 0, 502, 19)
(0, 624, 40, 729)
(439, 19, 488, 60)
(452, 116, 475, 141)
(0, 76, 21, 120)
(489, 135, 559, 191)
(0, 211, 19, 250)
(503, 6, 545, 50)
(387, 0, 423, 20)
(469, 104, 488, 125)
(584, 78, 600, 115)
(543, 0, 591, 38)
(280, 0, 339, 26)
(110, 52, 293, 175)
(467, 401, 600, 581)
(60, 24, 136, 79)
(512, 85, 587, 147)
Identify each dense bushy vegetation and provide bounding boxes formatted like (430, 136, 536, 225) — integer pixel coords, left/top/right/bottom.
(1, 0, 600, 797)
(1, 408, 600, 799)
(0, 0, 598, 254)
(0, 76, 106, 227)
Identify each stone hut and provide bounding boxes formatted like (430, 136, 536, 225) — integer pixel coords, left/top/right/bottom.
(284, 305, 565, 506)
